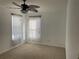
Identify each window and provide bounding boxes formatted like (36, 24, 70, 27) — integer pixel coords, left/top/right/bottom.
(27, 16, 41, 41)
(12, 14, 23, 42)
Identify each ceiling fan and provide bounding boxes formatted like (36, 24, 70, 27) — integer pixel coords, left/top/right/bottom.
(10, 0, 40, 13)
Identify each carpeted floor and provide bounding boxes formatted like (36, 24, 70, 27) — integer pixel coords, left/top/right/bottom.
(0, 43, 66, 59)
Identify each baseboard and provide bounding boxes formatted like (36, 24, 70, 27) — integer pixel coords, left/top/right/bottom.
(27, 41, 65, 48)
(0, 42, 25, 55)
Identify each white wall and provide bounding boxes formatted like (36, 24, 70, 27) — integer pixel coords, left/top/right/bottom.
(0, 6, 12, 52)
(66, 0, 79, 59)
(39, 11, 66, 47)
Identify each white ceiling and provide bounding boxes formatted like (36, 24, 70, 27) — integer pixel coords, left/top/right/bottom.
(0, 0, 67, 13)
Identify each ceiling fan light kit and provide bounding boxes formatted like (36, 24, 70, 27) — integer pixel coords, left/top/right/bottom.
(21, 9, 28, 14)
(12, 0, 40, 14)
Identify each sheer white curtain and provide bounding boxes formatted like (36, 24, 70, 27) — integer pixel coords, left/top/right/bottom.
(12, 15, 23, 45)
(27, 16, 41, 42)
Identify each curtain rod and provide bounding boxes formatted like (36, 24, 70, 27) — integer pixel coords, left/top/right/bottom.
(29, 15, 41, 17)
(11, 13, 22, 17)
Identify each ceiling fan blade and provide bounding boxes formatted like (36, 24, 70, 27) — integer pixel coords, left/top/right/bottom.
(29, 8, 38, 12)
(9, 7, 21, 9)
(29, 5, 40, 8)
(12, 2, 21, 7)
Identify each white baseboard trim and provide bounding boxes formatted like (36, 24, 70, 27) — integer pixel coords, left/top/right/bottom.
(27, 41, 65, 48)
(0, 42, 25, 55)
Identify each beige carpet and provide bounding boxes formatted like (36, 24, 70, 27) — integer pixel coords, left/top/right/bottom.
(0, 43, 66, 59)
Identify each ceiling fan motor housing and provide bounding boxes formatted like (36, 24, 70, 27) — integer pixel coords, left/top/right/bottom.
(21, 4, 29, 13)
(21, 4, 29, 10)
